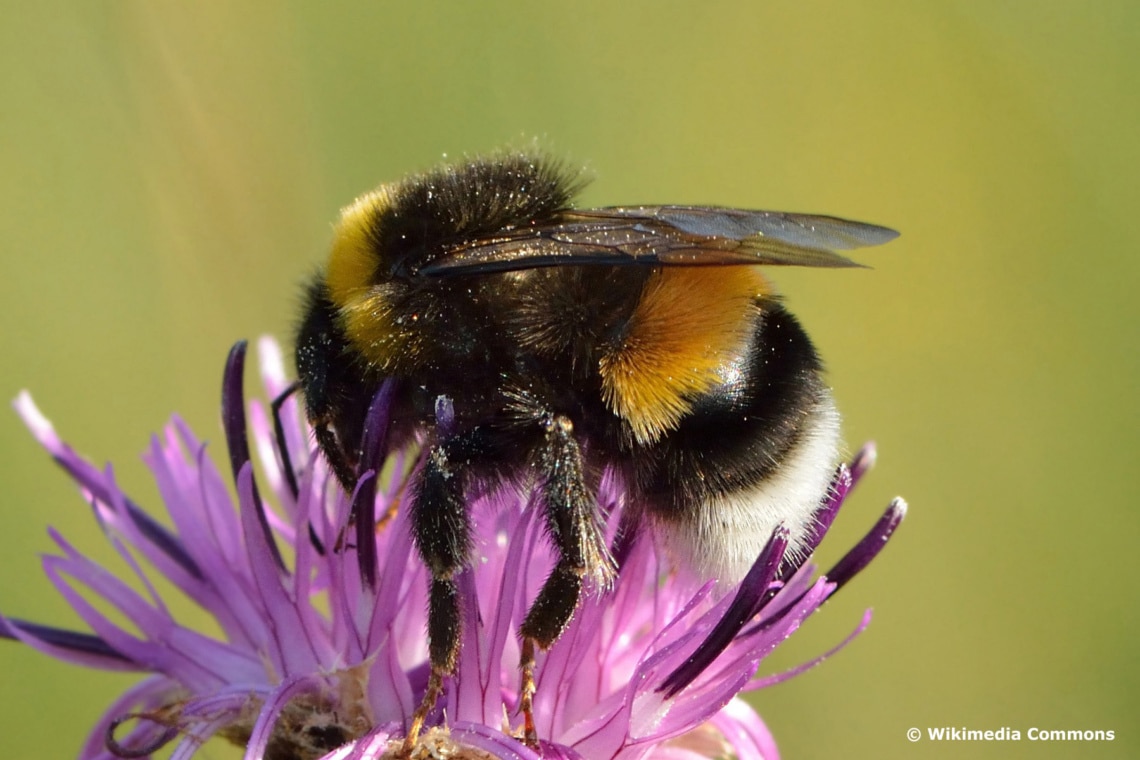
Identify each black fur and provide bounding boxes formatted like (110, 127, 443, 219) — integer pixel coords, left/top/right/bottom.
(634, 299, 827, 514)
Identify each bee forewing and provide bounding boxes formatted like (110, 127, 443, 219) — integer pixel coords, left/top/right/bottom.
(581, 206, 899, 250)
(421, 206, 896, 277)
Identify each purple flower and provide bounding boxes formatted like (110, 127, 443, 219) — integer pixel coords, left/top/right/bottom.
(1, 338, 905, 760)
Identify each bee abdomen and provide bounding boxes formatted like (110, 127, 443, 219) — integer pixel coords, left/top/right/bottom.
(636, 300, 840, 583)
(665, 395, 839, 582)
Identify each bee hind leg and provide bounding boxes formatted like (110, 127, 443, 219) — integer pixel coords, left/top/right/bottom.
(518, 414, 616, 746)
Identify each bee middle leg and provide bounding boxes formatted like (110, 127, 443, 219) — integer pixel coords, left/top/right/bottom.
(518, 414, 615, 745)
(404, 436, 474, 752)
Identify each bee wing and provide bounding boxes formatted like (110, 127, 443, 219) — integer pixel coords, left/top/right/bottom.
(419, 205, 899, 277)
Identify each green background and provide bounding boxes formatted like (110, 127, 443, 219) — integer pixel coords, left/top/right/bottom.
(2, 3, 1137, 759)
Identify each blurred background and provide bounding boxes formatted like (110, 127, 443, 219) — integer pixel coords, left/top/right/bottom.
(1, 3, 1137, 758)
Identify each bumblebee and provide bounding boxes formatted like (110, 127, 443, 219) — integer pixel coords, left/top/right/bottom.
(293, 151, 897, 748)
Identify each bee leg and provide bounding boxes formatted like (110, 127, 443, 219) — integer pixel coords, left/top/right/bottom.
(271, 383, 329, 556)
(518, 415, 615, 747)
(404, 439, 473, 753)
(270, 382, 301, 500)
(312, 420, 359, 493)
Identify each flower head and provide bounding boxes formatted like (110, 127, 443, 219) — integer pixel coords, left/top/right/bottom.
(1, 339, 905, 759)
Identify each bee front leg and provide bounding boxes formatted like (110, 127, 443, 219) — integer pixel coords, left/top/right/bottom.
(518, 414, 616, 746)
(404, 438, 473, 753)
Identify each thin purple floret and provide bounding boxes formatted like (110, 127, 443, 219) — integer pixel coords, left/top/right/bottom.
(660, 528, 789, 697)
(221, 340, 284, 570)
(1, 340, 908, 760)
(351, 378, 398, 589)
(0, 617, 126, 662)
(826, 497, 907, 591)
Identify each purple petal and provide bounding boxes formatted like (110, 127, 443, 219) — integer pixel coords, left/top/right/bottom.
(178, 686, 267, 720)
(848, 441, 877, 487)
(172, 419, 250, 563)
(631, 647, 761, 747)
(164, 688, 273, 759)
(44, 525, 264, 687)
(807, 464, 851, 550)
(359, 496, 418, 726)
(52, 561, 260, 689)
(235, 464, 323, 676)
(826, 497, 907, 591)
(643, 749, 712, 760)
(243, 675, 320, 760)
(453, 562, 507, 728)
(143, 429, 266, 652)
(117, 494, 203, 581)
(112, 495, 202, 582)
(108, 444, 207, 590)
(326, 725, 398, 760)
(709, 698, 780, 760)
(256, 336, 307, 501)
(221, 340, 285, 570)
(352, 378, 398, 589)
(733, 579, 835, 670)
(249, 399, 301, 535)
(14, 393, 203, 581)
(659, 528, 788, 697)
(0, 613, 132, 669)
(256, 336, 297, 407)
(747, 608, 873, 691)
(485, 500, 538, 703)
(167, 724, 228, 760)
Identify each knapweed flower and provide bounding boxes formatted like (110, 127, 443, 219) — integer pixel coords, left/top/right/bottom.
(1, 338, 905, 760)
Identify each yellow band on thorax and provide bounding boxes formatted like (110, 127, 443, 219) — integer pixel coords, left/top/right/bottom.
(324, 186, 415, 371)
